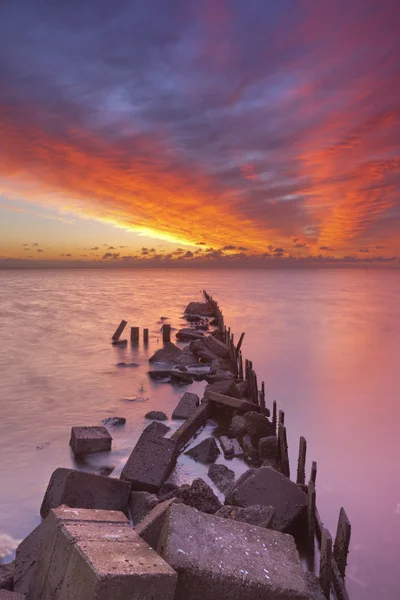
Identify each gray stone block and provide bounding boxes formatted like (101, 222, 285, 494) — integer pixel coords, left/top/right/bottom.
(129, 492, 159, 524)
(120, 432, 177, 493)
(69, 426, 112, 456)
(0, 562, 14, 591)
(135, 498, 178, 550)
(185, 437, 220, 464)
(40, 468, 131, 518)
(215, 505, 275, 529)
(158, 503, 309, 600)
(219, 436, 244, 458)
(171, 392, 199, 420)
(207, 464, 235, 495)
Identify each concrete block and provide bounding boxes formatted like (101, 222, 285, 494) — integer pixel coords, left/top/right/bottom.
(120, 432, 176, 493)
(185, 437, 220, 464)
(149, 342, 182, 364)
(243, 412, 275, 442)
(129, 492, 159, 524)
(158, 503, 309, 600)
(184, 302, 214, 317)
(207, 464, 235, 495)
(0, 562, 14, 591)
(258, 436, 279, 461)
(205, 336, 229, 358)
(40, 468, 131, 518)
(215, 505, 275, 528)
(219, 436, 243, 458)
(228, 466, 307, 533)
(135, 498, 178, 550)
(0, 592, 25, 599)
(171, 392, 199, 420)
(242, 434, 259, 462)
(14, 524, 42, 594)
(143, 421, 170, 436)
(205, 380, 241, 399)
(69, 426, 112, 456)
(170, 401, 212, 451)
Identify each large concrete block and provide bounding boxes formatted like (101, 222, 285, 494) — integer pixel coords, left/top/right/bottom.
(70, 426, 112, 455)
(228, 466, 307, 532)
(121, 432, 177, 493)
(205, 336, 229, 358)
(0, 562, 14, 591)
(14, 524, 43, 595)
(171, 392, 199, 420)
(0, 591, 25, 599)
(40, 468, 131, 518)
(158, 503, 309, 600)
(135, 498, 178, 550)
(129, 492, 159, 524)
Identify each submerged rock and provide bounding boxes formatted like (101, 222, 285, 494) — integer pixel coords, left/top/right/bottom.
(184, 302, 215, 317)
(149, 342, 182, 364)
(144, 411, 168, 421)
(102, 417, 126, 427)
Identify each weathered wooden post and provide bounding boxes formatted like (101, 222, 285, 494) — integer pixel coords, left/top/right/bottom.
(310, 460, 317, 485)
(319, 528, 333, 598)
(238, 351, 244, 380)
(236, 332, 245, 352)
(278, 423, 290, 478)
(130, 327, 139, 344)
(162, 324, 171, 343)
(260, 381, 266, 414)
(272, 401, 277, 430)
(143, 328, 149, 343)
(333, 508, 351, 578)
(307, 480, 316, 552)
(278, 409, 285, 426)
(296, 436, 307, 486)
(112, 320, 127, 341)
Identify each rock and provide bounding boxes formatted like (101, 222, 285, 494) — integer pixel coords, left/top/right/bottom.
(135, 498, 178, 550)
(69, 426, 112, 456)
(149, 342, 182, 364)
(219, 436, 244, 458)
(258, 436, 279, 461)
(305, 572, 326, 600)
(170, 371, 194, 384)
(236, 380, 248, 397)
(40, 468, 131, 519)
(120, 431, 176, 493)
(176, 328, 205, 342)
(225, 469, 257, 505)
(143, 421, 170, 436)
(205, 336, 229, 358)
(227, 466, 308, 533)
(205, 380, 241, 399)
(184, 302, 214, 317)
(129, 491, 160, 524)
(30, 506, 176, 600)
(0, 591, 25, 599)
(242, 434, 259, 462)
(101, 416, 126, 427)
(189, 340, 219, 363)
(209, 317, 219, 326)
(207, 464, 235, 494)
(185, 314, 202, 322)
(158, 503, 309, 600)
(215, 505, 275, 528)
(164, 479, 221, 514)
(262, 458, 280, 471)
(0, 562, 14, 591)
(230, 415, 247, 437)
(175, 349, 198, 366)
(116, 362, 139, 367)
(172, 392, 200, 420)
(185, 437, 220, 464)
(92, 465, 115, 477)
(144, 411, 168, 421)
(243, 411, 275, 442)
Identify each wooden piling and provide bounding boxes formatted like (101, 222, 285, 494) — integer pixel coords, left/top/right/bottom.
(143, 328, 149, 343)
(236, 332, 245, 352)
(130, 327, 139, 344)
(310, 460, 317, 485)
(260, 381, 266, 414)
(319, 528, 333, 598)
(112, 320, 127, 341)
(307, 480, 316, 552)
(272, 400, 277, 430)
(296, 436, 307, 486)
(238, 351, 244, 380)
(333, 508, 351, 578)
(278, 423, 290, 478)
(278, 409, 285, 426)
(162, 323, 171, 343)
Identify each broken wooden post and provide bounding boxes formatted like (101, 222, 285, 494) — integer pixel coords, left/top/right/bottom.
(296, 436, 307, 486)
(238, 351, 244, 380)
(278, 423, 290, 478)
(307, 480, 316, 552)
(162, 324, 171, 343)
(130, 327, 139, 344)
(319, 528, 333, 598)
(112, 320, 127, 341)
(272, 401, 277, 430)
(236, 332, 245, 352)
(143, 328, 149, 343)
(333, 508, 351, 578)
(260, 381, 266, 414)
(278, 409, 285, 426)
(310, 460, 317, 485)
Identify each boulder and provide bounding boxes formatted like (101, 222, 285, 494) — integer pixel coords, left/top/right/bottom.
(171, 392, 199, 420)
(215, 505, 275, 529)
(163, 479, 221, 514)
(101, 416, 126, 427)
(143, 421, 170, 436)
(40, 468, 131, 519)
(227, 467, 308, 533)
(176, 328, 205, 342)
(158, 504, 309, 600)
(219, 436, 244, 459)
(0, 562, 14, 591)
(69, 426, 112, 456)
(205, 336, 229, 358)
(144, 411, 168, 421)
(258, 436, 279, 461)
(243, 411, 275, 442)
(207, 464, 235, 495)
(135, 497, 178, 550)
(205, 380, 241, 399)
(230, 415, 247, 437)
(120, 432, 176, 493)
(149, 342, 182, 364)
(242, 434, 259, 462)
(184, 302, 214, 317)
(185, 437, 220, 464)
(129, 491, 160, 524)
(185, 314, 202, 322)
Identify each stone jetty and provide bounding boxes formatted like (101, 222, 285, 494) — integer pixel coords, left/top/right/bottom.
(0, 291, 352, 600)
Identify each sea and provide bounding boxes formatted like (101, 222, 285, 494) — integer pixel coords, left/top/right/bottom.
(0, 268, 399, 599)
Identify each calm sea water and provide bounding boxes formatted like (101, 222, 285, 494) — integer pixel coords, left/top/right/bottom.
(0, 268, 399, 599)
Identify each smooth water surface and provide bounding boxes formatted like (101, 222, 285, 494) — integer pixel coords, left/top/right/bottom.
(0, 268, 399, 599)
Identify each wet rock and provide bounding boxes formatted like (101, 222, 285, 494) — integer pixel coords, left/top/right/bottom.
(144, 411, 168, 421)
(70, 426, 112, 456)
(242, 434, 259, 462)
(149, 342, 182, 364)
(184, 302, 215, 317)
(101, 416, 126, 427)
(129, 491, 160, 524)
(0, 562, 14, 591)
(163, 478, 221, 514)
(230, 415, 247, 437)
(236, 380, 249, 398)
(205, 336, 229, 358)
(215, 504, 275, 529)
(170, 371, 194, 384)
(189, 340, 219, 363)
(258, 436, 279, 461)
(175, 348, 198, 366)
(207, 464, 235, 495)
(205, 380, 241, 399)
(135, 497, 179, 550)
(225, 469, 257, 505)
(227, 466, 308, 533)
(185, 437, 220, 464)
(243, 411, 275, 442)
(185, 314, 202, 322)
(305, 572, 326, 600)
(172, 392, 199, 420)
(176, 328, 205, 342)
(143, 421, 170, 436)
(219, 436, 244, 458)
(92, 466, 115, 477)
(116, 362, 139, 367)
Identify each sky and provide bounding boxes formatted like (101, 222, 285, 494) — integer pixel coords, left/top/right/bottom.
(1, 0, 400, 267)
